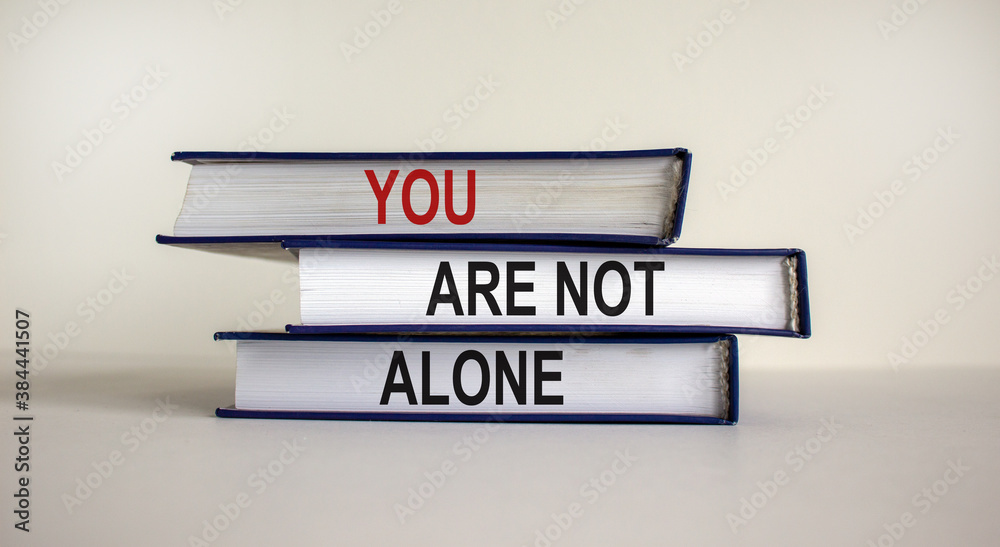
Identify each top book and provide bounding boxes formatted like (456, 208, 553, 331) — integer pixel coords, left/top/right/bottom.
(164, 149, 692, 246)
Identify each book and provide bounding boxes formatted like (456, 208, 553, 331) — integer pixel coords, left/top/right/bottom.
(214, 332, 738, 424)
(287, 241, 810, 338)
(158, 149, 692, 248)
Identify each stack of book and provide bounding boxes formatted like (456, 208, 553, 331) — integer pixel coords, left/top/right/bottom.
(158, 149, 809, 424)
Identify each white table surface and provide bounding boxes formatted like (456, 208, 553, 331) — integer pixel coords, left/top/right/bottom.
(3, 357, 998, 546)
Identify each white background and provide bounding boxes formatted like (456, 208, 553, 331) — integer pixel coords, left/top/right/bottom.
(1, 1, 998, 545)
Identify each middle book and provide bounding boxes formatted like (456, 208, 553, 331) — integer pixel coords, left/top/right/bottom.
(285, 240, 811, 338)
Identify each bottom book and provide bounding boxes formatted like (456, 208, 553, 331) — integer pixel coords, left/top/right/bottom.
(214, 332, 738, 425)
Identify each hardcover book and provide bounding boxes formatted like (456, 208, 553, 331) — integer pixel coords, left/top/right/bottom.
(215, 333, 738, 425)
(158, 149, 692, 248)
(287, 241, 811, 338)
